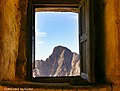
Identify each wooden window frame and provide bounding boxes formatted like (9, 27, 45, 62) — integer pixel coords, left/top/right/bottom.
(79, 0, 95, 83)
(29, 0, 95, 84)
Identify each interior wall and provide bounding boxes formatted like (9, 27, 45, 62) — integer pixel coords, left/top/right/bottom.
(94, 0, 120, 84)
(103, 0, 120, 84)
(104, 0, 119, 84)
(15, 0, 28, 80)
(114, 0, 120, 84)
(94, 0, 109, 83)
(0, 0, 28, 81)
(0, 0, 21, 80)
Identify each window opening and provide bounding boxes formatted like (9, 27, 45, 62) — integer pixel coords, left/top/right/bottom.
(32, 11, 80, 78)
(31, 0, 95, 83)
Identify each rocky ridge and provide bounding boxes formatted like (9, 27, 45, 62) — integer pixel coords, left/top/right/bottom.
(33, 45, 80, 77)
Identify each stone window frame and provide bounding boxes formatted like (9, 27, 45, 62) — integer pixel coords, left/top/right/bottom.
(27, 0, 95, 84)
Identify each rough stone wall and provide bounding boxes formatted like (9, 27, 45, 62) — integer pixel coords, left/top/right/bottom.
(95, 0, 120, 89)
(0, 0, 28, 81)
(15, 0, 28, 80)
(104, 0, 120, 84)
(114, 0, 120, 84)
(104, 0, 117, 83)
(0, 0, 21, 80)
(94, 0, 120, 85)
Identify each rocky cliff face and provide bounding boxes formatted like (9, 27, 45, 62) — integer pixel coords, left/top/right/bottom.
(33, 46, 80, 77)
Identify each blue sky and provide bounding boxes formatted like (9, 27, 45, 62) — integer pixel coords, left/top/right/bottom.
(35, 12, 79, 60)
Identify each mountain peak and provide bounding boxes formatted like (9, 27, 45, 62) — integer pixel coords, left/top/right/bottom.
(54, 45, 69, 49)
(52, 45, 71, 55)
(33, 45, 80, 77)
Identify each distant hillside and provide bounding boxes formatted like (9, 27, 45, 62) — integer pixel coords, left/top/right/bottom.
(33, 45, 80, 77)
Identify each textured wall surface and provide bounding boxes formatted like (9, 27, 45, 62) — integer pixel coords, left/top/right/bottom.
(0, 0, 21, 80)
(0, 0, 28, 80)
(0, 0, 120, 91)
(94, 0, 120, 85)
(104, 0, 120, 84)
(15, 0, 28, 80)
(114, 0, 120, 84)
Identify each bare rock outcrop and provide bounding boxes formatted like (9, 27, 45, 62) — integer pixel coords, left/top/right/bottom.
(33, 46, 80, 77)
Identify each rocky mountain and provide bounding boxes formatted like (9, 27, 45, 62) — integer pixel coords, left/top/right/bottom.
(33, 45, 80, 77)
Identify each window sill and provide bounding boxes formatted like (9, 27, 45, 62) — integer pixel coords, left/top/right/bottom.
(0, 81, 110, 89)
